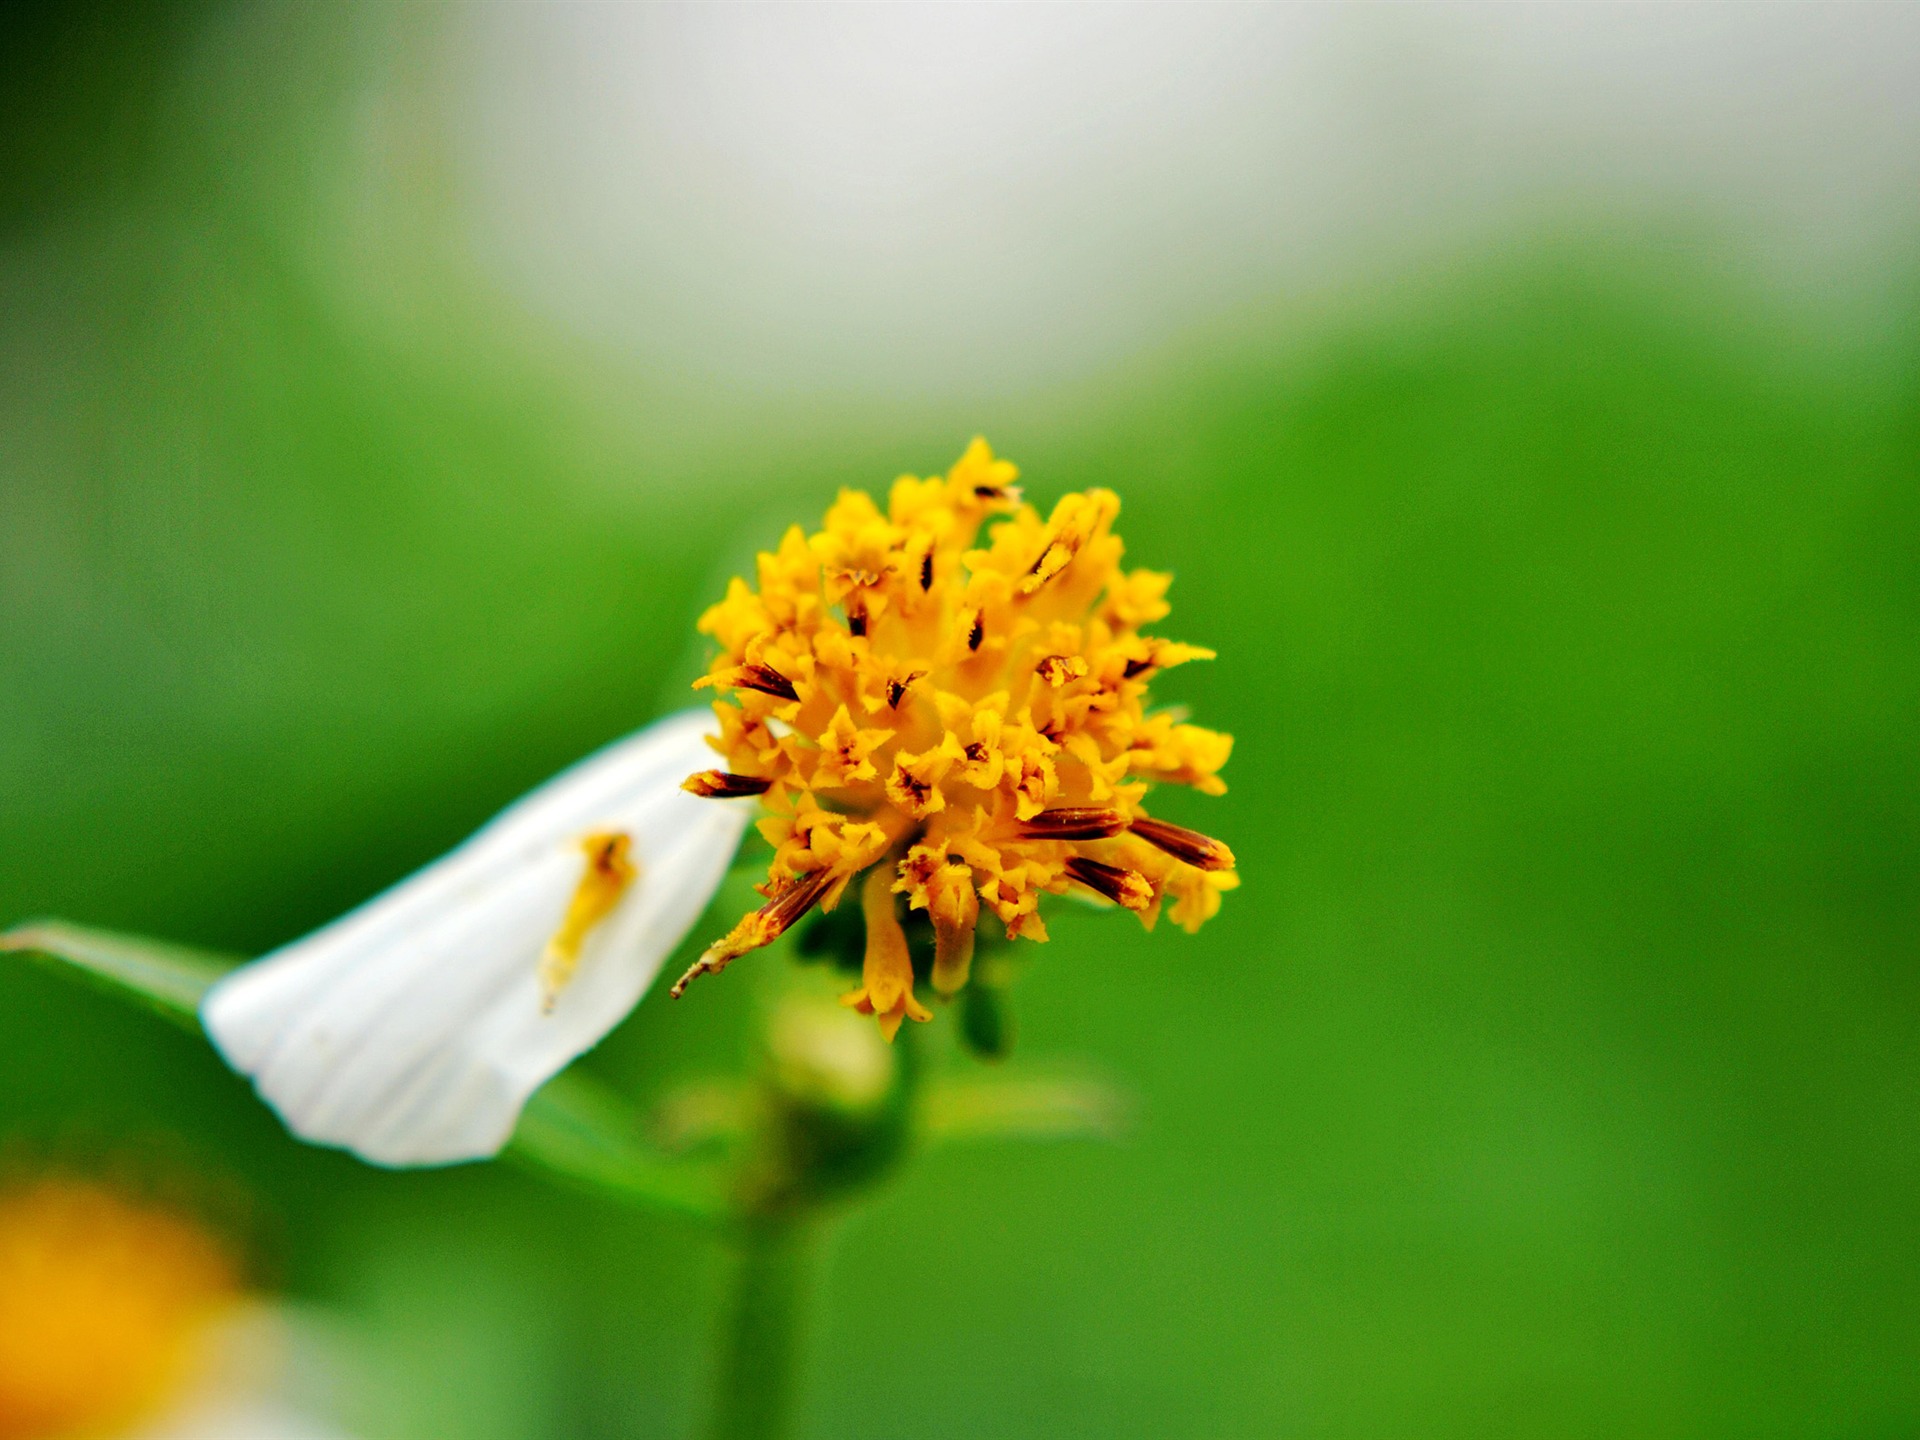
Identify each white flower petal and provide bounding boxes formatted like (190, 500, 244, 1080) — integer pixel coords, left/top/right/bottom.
(201, 708, 748, 1167)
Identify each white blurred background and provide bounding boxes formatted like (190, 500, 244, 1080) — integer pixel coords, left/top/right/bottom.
(426, 4, 1920, 398)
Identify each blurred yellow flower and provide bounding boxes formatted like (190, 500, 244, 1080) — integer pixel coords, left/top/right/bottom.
(676, 438, 1238, 1038)
(0, 1176, 361, 1440)
(0, 1178, 236, 1440)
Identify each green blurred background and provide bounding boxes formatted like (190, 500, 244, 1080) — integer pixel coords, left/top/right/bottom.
(3, 3, 1917, 1436)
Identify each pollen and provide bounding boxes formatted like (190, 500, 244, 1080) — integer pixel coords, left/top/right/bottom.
(0, 1179, 238, 1440)
(676, 437, 1236, 1037)
(540, 831, 638, 1011)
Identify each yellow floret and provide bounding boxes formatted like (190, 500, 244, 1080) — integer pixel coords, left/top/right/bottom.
(677, 438, 1236, 1037)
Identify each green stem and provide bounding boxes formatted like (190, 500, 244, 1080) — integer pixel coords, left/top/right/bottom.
(702, 1217, 818, 1440)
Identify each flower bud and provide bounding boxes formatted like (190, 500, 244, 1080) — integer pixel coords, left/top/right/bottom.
(764, 995, 896, 1117)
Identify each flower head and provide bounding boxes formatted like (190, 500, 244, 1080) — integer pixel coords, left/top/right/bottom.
(0, 1178, 236, 1439)
(0, 1174, 365, 1439)
(198, 439, 1234, 1171)
(676, 439, 1237, 1038)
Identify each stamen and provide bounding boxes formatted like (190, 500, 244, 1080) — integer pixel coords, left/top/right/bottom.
(919, 549, 934, 591)
(722, 663, 800, 702)
(540, 832, 638, 1011)
(1065, 857, 1154, 911)
(682, 770, 772, 799)
(1021, 533, 1078, 594)
(1123, 639, 1216, 680)
(1129, 816, 1237, 872)
(671, 868, 837, 997)
(1019, 807, 1128, 840)
(889, 767, 933, 812)
(967, 611, 985, 652)
(1037, 655, 1090, 687)
(885, 670, 925, 710)
(848, 608, 868, 637)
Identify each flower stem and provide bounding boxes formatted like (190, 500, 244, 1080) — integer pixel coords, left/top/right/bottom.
(702, 1216, 818, 1440)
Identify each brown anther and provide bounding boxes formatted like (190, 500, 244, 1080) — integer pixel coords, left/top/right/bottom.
(848, 608, 868, 637)
(1065, 857, 1155, 911)
(1019, 806, 1128, 841)
(1123, 639, 1172, 679)
(919, 550, 934, 591)
(760, 868, 839, 933)
(885, 670, 925, 710)
(1130, 816, 1237, 872)
(964, 742, 988, 763)
(682, 770, 773, 799)
(967, 611, 985, 652)
(729, 663, 800, 702)
(670, 868, 837, 998)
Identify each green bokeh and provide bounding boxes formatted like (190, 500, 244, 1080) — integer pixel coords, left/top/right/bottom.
(3, 5, 1916, 1437)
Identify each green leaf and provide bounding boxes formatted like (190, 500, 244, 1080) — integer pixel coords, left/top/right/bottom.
(0, 918, 239, 1029)
(5, 917, 731, 1221)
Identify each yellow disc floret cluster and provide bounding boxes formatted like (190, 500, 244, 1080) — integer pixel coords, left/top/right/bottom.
(674, 439, 1237, 1039)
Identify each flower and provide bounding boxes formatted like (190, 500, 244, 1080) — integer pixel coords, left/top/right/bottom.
(674, 438, 1236, 1040)
(0, 1178, 235, 1439)
(202, 711, 750, 1167)
(201, 438, 1233, 1169)
(0, 1176, 356, 1440)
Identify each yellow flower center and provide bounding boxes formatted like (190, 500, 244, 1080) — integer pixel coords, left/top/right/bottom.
(675, 438, 1238, 1038)
(0, 1180, 238, 1440)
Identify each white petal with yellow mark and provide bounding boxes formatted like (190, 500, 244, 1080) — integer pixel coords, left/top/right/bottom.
(201, 709, 747, 1167)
